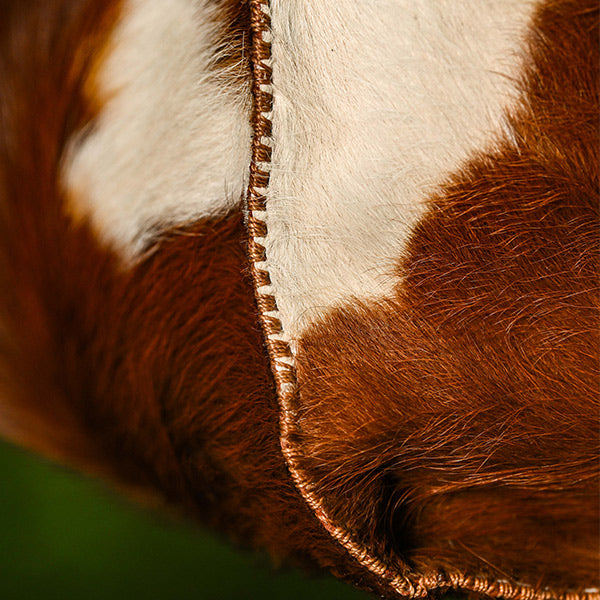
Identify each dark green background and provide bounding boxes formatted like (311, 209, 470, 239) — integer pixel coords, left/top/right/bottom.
(0, 440, 371, 600)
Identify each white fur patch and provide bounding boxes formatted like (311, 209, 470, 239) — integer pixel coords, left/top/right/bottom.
(263, 0, 536, 341)
(63, 0, 252, 257)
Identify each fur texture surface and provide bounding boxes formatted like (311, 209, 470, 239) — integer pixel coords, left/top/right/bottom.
(0, 2, 385, 594)
(263, 0, 537, 340)
(62, 0, 252, 258)
(0, 0, 598, 598)
(292, 0, 600, 593)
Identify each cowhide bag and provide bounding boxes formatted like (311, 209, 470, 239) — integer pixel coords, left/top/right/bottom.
(0, 1, 598, 598)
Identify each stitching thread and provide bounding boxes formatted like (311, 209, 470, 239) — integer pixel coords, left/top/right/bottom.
(244, 2, 599, 599)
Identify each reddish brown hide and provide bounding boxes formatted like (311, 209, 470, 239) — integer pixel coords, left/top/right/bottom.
(0, 0, 598, 599)
(293, 0, 600, 593)
(0, 0, 376, 592)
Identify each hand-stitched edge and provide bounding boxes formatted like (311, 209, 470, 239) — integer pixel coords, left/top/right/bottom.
(243, 2, 600, 599)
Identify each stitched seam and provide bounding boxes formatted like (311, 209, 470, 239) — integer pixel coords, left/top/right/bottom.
(244, 2, 599, 599)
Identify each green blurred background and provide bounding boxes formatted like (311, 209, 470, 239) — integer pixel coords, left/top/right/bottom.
(0, 440, 372, 600)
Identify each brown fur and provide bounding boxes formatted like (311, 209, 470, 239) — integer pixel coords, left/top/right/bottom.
(211, 0, 252, 77)
(0, 0, 372, 588)
(0, 0, 126, 471)
(294, 0, 599, 593)
(1, 0, 598, 598)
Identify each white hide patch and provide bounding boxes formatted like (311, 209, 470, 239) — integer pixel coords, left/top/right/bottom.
(63, 0, 252, 257)
(263, 0, 536, 341)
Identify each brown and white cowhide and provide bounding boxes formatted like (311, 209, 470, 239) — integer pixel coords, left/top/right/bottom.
(0, 0, 597, 598)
